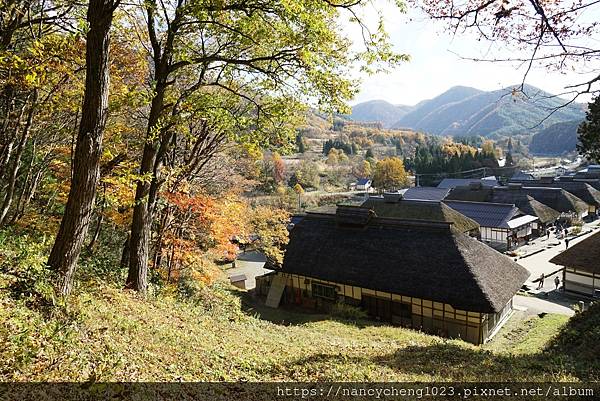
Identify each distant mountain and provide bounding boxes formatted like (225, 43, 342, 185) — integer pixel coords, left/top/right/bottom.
(348, 100, 413, 128)
(529, 120, 582, 155)
(393, 86, 483, 129)
(391, 85, 585, 137)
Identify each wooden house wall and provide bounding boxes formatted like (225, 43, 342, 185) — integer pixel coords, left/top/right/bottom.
(564, 268, 600, 297)
(275, 273, 513, 345)
(480, 227, 509, 250)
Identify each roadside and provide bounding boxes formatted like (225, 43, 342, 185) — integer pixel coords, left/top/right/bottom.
(516, 220, 600, 292)
(508, 220, 600, 316)
(224, 251, 270, 290)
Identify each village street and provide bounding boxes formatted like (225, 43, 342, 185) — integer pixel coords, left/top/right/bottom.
(512, 220, 600, 316)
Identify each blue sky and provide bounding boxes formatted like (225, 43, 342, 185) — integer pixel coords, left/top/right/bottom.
(344, 1, 599, 106)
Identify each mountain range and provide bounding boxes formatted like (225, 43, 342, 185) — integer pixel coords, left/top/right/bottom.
(529, 120, 582, 155)
(348, 85, 586, 139)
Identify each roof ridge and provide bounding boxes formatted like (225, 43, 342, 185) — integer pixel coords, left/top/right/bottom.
(305, 211, 454, 231)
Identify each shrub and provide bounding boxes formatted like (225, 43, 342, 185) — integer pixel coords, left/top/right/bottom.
(0, 229, 55, 308)
(330, 301, 368, 322)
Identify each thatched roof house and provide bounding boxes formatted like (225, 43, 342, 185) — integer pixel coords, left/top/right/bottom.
(261, 205, 529, 344)
(511, 170, 535, 181)
(515, 186, 589, 216)
(510, 179, 600, 209)
(447, 184, 588, 218)
(283, 208, 528, 313)
(558, 176, 600, 191)
(361, 197, 479, 234)
(550, 231, 600, 297)
(491, 194, 560, 225)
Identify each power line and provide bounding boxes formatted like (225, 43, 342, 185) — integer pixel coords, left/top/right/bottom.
(414, 165, 517, 178)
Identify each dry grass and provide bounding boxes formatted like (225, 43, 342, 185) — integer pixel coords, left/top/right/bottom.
(1, 279, 586, 382)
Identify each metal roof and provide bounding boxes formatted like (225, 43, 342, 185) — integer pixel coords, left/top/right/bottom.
(403, 187, 450, 201)
(437, 177, 499, 189)
(443, 200, 520, 229)
(506, 215, 539, 229)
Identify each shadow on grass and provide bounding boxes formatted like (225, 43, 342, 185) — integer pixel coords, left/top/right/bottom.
(238, 291, 379, 328)
(238, 291, 599, 381)
(254, 339, 593, 381)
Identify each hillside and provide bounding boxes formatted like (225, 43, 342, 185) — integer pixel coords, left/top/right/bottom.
(0, 278, 587, 382)
(348, 100, 413, 128)
(2, 228, 599, 385)
(393, 85, 585, 137)
(349, 85, 585, 138)
(529, 120, 581, 155)
(393, 86, 483, 130)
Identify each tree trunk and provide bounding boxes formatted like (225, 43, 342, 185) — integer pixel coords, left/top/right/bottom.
(125, 0, 182, 292)
(86, 184, 106, 252)
(47, 0, 116, 296)
(120, 234, 130, 269)
(125, 129, 159, 292)
(0, 89, 37, 226)
(125, 73, 169, 292)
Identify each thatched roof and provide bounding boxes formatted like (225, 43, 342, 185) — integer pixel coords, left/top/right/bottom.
(510, 180, 600, 207)
(446, 187, 560, 224)
(281, 212, 529, 313)
(490, 194, 559, 224)
(449, 184, 588, 214)
(558, 177, 600, 191)
(550, 231, 600, 274)
(516, 186, 589, 214)
(361, 197, 480, 234)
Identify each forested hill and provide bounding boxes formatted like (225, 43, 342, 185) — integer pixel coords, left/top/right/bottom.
(529, 120, 582, 155)
(349, 85, 585, 138)
(348, 100, 413, 128)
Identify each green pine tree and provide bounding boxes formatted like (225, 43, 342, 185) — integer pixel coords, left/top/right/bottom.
(578, 96, 600, 162)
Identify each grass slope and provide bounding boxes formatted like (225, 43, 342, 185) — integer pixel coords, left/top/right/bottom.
(1, 230, 596, 382)
(3, 279, 596, 382)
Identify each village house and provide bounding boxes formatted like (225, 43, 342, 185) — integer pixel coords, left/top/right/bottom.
(511, 170, 536, 181)
(445, 185, 560, 236)
(447, 183, 588, 220)
(355, 178, 373, 192)
(510, 185, 589, 220)
(550, 231, 600, 298)
(258, 205, 529, 345)
(509, 178, 600, 216)
(443, 200, 538, 251)
(361, 195, 480, 235)
(437, 176, 499, 189)
(573, 165, 600, 180)
(402, 186, 450, 201)
(558, 175, 600, 191)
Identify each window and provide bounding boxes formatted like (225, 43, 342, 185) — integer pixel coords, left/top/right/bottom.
(392, 301, 411, 318)
(312, 283, 336, 300)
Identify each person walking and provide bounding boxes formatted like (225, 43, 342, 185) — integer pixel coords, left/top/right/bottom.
(537, 273, 545, 289)
(565, 238, 570, 249)
(546, 229, 550, 240)
(554, 276, 560, 290)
